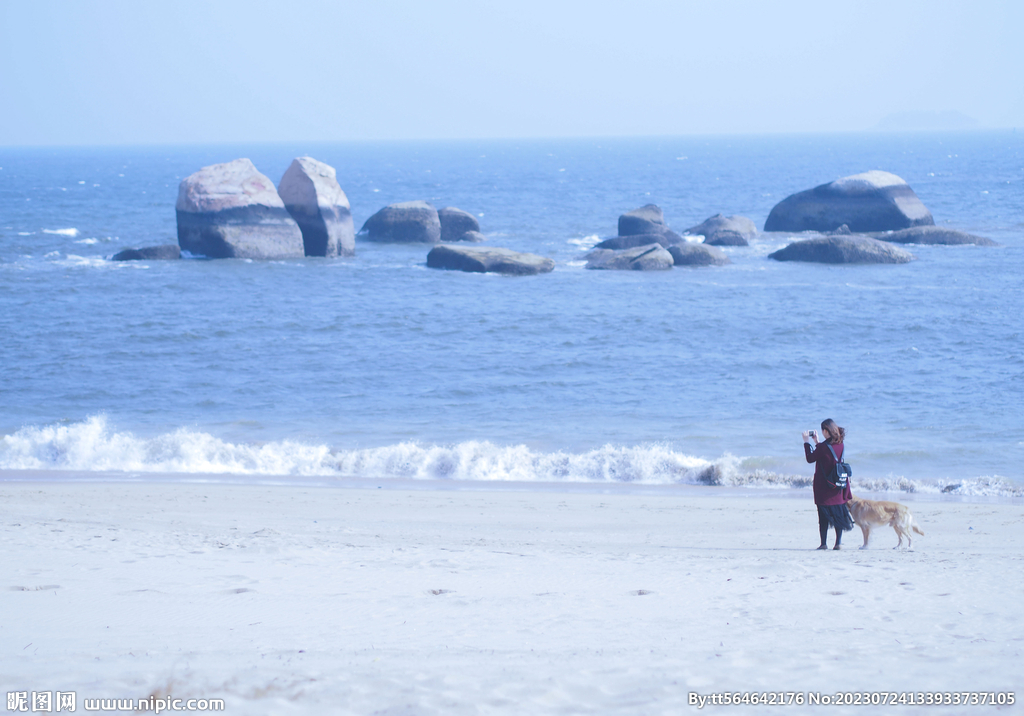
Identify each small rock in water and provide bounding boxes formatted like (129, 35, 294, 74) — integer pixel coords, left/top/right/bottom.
(869, 226, 997, 246)
(426, 245, 554, 275)
(684, 214, 757, 246)
(768, 236, 914, 264)
(438, 207, 481, 242)
(111, 245, 181, 261)
(586, 244, 674, 271)
(594, 232, 683, 250)
(618, 204, 669, 236)
(360, 201, 441, 243)
(667, 243, 730, 266)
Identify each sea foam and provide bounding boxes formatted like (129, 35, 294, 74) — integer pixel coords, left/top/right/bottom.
(1, 416, 1020, 497)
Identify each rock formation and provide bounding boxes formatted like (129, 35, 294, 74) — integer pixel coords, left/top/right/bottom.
(438, 207, 482, 242)
(684, 214, 756, 246)
(667, 243, 730, 266)
(764, 170, 934, 233)
(278, 157, 355, 257)
(455, 230, 486, 243)
(360, 201, 441, 243)
(868, 226, 997, 246)
(618, 204, 670, 236)
(594, 233, 682, 251)
(768, 236, 914, 264)
(176, 158, 304, 259)
(426, 245, 554, 275)
(111, 245, 181, 261)
(586, 244, 674, 271)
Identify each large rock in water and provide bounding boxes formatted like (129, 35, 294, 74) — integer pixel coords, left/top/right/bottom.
(684, 214, 756, 246)
(764, 170, 934, 233)
(360, 201, 441, 243)
(278, 157, 355, 257)
(594, 232, 683, 250)
(176, 158, 304, 259)
(438, 207, 481, 242)
(586, 244, 674, 271)
(667, 243, 730, 266)
(426, 245, 554, 275)
(869, 226, 997, 246)
(618, 204, 669, 236)
(769, 236, 914, 264)
(111, 244, 181, 261)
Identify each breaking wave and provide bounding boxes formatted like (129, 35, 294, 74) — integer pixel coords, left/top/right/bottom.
(1, 416, 1020, 497)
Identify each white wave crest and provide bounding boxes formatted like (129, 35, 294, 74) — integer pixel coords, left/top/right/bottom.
(1, 417, 1021, 496)
(0, 416, 725, 483)
(568, 234, 600, 249)
(42, 228, 80, 237)
(54, 254, 115, 268)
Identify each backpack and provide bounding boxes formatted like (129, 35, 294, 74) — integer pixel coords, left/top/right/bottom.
(825, 443, 852, 489)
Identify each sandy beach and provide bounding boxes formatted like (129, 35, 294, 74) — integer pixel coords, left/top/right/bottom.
(1, 477, 1021, 714)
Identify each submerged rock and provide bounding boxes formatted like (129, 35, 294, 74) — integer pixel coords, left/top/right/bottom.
(278, 156, 355, 257)
(764, 170, 934, 233)
(667, 243, 730, 266)
(768, 236, 914, 264)
(594, 232, 683, 250)
(869, 226, 997, 246)
(426, 245, 554, 275)
(454, 230, 486, 243)
(111, 244, 181, 261)
(586, 244, 674, 271)
(438, 207, 482, 242)
(360, 201, 441, 243)
(684, 214, 756, 246)
(176, 158, 304, 259)
(618, 204, 669, 236)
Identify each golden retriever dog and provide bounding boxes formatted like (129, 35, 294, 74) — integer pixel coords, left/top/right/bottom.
(847, 494, 924, 550)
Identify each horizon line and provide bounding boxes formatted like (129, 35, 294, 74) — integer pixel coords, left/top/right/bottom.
(0, 127, 1017, 151)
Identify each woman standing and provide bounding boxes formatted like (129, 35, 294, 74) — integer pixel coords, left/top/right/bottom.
(803, 418, 854, 550)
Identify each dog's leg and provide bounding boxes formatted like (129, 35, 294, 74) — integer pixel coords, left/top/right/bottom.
(901, 515, 915, 550)
(893, 524, 904, 550)
(859, 524, 870, 549)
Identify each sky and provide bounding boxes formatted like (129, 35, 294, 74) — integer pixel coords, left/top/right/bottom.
(1, 0, 1022, 145)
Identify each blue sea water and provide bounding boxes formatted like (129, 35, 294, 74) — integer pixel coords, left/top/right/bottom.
(1, 132, 1022, 495)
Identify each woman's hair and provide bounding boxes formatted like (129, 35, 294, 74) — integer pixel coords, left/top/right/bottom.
(820, 419, 846, 444)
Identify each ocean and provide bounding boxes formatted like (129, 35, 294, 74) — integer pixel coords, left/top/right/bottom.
(1, 132, 1021, 496)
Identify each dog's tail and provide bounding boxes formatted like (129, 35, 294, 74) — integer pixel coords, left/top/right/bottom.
(911, 517, 924, 536)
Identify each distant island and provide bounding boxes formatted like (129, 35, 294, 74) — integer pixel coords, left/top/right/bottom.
(875, 110, 980, 131)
